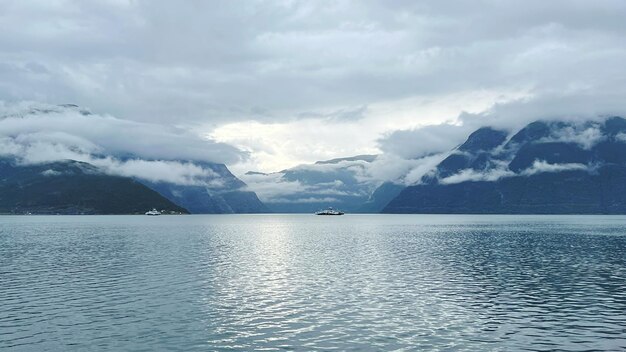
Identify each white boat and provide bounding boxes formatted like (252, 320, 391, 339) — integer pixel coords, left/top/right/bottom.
(145, 208, 161, 216)
(315, 207, 345, 216)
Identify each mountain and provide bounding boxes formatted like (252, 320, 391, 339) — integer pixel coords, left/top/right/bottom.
(0, 156, 268, 215)
(314, 154, 377, 165)
(0, 158, 188, 214)
(243, 155, 380, 213)
(143, 161, 269, 214)
(0, 103, 269, 214)
(357, 181, 405, 212)
(384, 117, 626, 214)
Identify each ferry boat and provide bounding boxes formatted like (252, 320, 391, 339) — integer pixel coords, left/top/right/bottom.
(145, 208, 161, 216)
(315, 207, 345, 216)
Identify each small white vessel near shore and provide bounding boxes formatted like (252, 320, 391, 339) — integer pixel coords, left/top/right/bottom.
(315, 207, 345, 216)
(145, 208, 161, 216)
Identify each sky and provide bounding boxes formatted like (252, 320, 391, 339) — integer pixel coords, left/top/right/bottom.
(2, 0, 626, 175)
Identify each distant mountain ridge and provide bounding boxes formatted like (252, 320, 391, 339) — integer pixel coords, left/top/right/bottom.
(315, 155, 377, 165)
(0, 158, 187, 214)
(0, 103, 269, 214)
(0, 156, 268, 214)
(243, 155, 380, 213)
(140, 160, 269, 214)
(6, 102, 626, 215)
(384, 116, 626, 214)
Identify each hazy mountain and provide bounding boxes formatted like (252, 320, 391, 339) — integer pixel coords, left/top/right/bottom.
(314, 155, 377, 165)
(0, 103, 269, 214)
(0, 158, 187, 214)
(0, 155, 269, 214)
(143, 161, 269, 214)
(384, 117, 626, 214)
(243, 155, 380, 213)
(357, 181, 405, 213)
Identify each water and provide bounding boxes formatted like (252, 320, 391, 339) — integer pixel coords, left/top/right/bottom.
(1, 215, 625, 351)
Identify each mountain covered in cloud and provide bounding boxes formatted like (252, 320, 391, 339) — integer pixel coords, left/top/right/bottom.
(384, 116, 626, 214)
(7, 101, 626, 215)
(0, 102, 267, 214)
(0, 158, 187, 214)
(242, 155, 391, 213)
(241, 151, 445, 213)
(143, 161, 268, 214)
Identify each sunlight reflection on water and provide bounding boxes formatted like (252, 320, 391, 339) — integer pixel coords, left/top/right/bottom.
(1, 214, 625, 351)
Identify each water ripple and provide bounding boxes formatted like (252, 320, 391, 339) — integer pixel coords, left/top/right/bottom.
(1, 215, 625, 351)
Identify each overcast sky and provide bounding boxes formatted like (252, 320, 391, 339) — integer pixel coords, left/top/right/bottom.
(2, 0, 626, 174)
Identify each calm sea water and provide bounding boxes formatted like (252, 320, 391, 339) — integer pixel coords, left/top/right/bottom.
(1, 214, 625, 351)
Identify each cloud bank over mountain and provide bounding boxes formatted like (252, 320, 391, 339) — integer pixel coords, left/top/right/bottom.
(240, 152, 447, 212)
(0, 102, 246, 186)
(415, 118, 621, 188)
(384, 116, 626, 214)
(242, 114, 626, 212)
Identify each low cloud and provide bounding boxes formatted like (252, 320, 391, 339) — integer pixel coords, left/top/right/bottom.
(440, 159, 589, 185)
(521, 160, 588, 176)
(378, 124, 472, 159)
(41, 169, 62, 177)
(0, 101, 246, 164)
(1, 136, 226, 186)
(402, 154, 451, 185)
(240, 172, 308, 201)
(377, 92, 626, 165)
(0, 102, 246, 186)
(264, 197, 340, 204)
(459, 91, 626, 132)
(241, 159, 375, 203)
(242, 152, 453, 203)
(537, 124, 605, 150)
(351, 153, 449, 186)
(616, 133, 626, 143)
(440, 168, 515, 185)
(93, 158, 224, 187)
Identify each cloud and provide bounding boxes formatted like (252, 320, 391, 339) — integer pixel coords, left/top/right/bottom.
(264, 197, 340, 204)
(288, 159, 371, 174)
(92, 158, 224, 187)
(239, 172, 308, 201)
(240, 158, 376, 203)
(1, 135, 227, 186)
(212, 90, 516, 174)
(241, 151, 452, 203)
(538, 124, 605, 150)
(2, 1, 626, 174)
(371, 91, 624, 183)
(342, 153, 447, 186)
(521, 160, 588, 176)
(41, 169, 62, 177)
(378, 124, 472, 159)
(298, 105, 368, 122)
(0, 102, 246, 186)
(2, 1, 623, 126)
(0, 101, 245, 164)
(438, 158, 516, 185)
(440, 168, 516, 185)
(459, 91, 626, 132)
(402, 154, 451, 185)
(439, 159, 590, 185)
